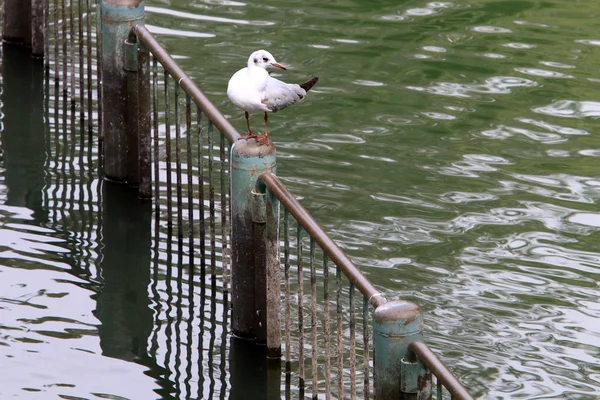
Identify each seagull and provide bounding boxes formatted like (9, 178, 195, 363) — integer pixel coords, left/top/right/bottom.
(227, 49, 318, 144)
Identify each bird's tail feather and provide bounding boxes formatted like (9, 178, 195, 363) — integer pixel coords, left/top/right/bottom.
(300, 77, 319, 92)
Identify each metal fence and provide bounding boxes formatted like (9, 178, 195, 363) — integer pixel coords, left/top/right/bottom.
(2, 2, 475, 399)
(134, 24, 474, 399)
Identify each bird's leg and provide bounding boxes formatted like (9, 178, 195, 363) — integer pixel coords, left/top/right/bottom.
(264, 112, 269, 136)
(257, 112, 272, 145)
(238, 111, 258, 140)
(246, 111, 252, 135)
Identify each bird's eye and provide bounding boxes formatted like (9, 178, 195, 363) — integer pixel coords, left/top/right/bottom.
(262, 57, 269, 62)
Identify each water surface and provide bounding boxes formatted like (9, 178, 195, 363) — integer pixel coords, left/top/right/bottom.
(1, 0, 600, 399)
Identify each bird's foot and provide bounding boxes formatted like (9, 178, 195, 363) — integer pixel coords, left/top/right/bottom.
(256, 134, 272, 145)
(238, 132, 258, 140)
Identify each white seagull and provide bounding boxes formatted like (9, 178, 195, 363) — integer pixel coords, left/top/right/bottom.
(227, 49, 318, 144)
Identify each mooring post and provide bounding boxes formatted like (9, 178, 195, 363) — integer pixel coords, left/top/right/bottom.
(123, 28, 150, 197)
(254, 173, 281, 357)
(31, 0, 44, 57)
(137, 42, 151, 199)
(230, 139, 276, 339)
(373, 300, 432, 399)
(100, 0, 144, 181)
(124, 35, 139, 186)
(2, 0, 31, 45)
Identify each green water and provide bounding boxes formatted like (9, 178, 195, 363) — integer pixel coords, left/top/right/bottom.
(1, 0, 599, 399)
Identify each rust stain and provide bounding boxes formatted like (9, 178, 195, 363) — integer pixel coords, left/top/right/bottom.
(418, 368, 433, 394)
(249, 166, 258, 177)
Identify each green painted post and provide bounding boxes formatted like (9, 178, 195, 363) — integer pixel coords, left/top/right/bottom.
(373, 300, 432, 399)
(100, 0, 144, 181)
(230, 139, 276, 339)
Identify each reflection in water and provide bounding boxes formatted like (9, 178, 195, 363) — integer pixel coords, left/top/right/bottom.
(94, 182, 153, 362)
(1, 44, 46, 223)
(0, 38, 239, 400)
(2, 0, 600, 398)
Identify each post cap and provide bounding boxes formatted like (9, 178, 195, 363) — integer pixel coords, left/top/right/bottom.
(373, 300, 423, 336)
(231, 138, 276, 159)
(374, 300, 421, 323)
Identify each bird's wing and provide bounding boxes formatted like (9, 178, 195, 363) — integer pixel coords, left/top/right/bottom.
(261, 77, 306, 113)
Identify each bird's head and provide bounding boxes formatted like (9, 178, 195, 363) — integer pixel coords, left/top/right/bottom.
(248, 50, 287, 71)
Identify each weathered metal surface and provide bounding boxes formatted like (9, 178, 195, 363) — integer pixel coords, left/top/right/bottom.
(253, 191, 267, 342)
(264, 187, 281, 358)
(231, 139, 276, 338)
(373, 300, 431, 399)
(132, 25, 240, 142)
(257, 172, 387, 308)
(410, 341, 474, 400)
(401, 357, 433, 399)
(252, 190, 267, 223)
(253, 181, 281, 357)
(101, 1, 144, 181)
(137, 44, 151, 199)
(31, 0, 44, 56)
(2, 0, 31, 45)
(124, 38, 139, 186)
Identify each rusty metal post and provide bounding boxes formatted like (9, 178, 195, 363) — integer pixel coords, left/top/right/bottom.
(124, 35, 139, 186)
(230, 138, 276, 339)
(137, 42, 151, 199)
(31, 0, 44, 56)
(2, 0, 31, 45)
(100, 0, 144, 181)
(373, 301, 432, 399)
(123, 30, 150, 197)
(254, 174, 281, 357)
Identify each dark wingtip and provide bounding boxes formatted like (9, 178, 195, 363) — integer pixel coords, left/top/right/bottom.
(300, 77, 319, 92)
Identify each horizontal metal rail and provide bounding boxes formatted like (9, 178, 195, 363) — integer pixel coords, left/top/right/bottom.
(131, 24, 240, 143)
(257, 172, 387, 308)
(410, 340, 475, 400)
(130, 25, 471, 398)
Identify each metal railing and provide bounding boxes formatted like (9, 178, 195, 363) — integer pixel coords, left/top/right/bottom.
(132, 24, 473, 397)
(2, 2, 475, 399)
(131, 24, 233, 284)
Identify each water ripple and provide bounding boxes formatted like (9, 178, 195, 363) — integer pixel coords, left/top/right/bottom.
(440, 154, 511, 178)
(407, 76, 538, 98)
(533, 100, 600, 118)
(480, 124, 567, 143)
(516, 67, 573, 79)
(472, 26, 512, 34)
(147, 24, 215, 38)
(146, 6, 274, 25)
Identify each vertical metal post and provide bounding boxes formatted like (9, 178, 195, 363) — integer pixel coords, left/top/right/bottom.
(253, 175, 281, 357)
(264, 185, 281, 357)
(100, 0, 144, 181)
(124, 35, 139, 186)
(137, 43, 151, 199)
(31, 0, 44, 57)
(252, 189, 267, 341)
(123, 33, 150, 197)
(230, 139, 276, 339)
(2, 0, 31, 45)
(373, 301, 432, 400)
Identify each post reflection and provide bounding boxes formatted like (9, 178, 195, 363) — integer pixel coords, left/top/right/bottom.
(1, 43, 46, 223)
(94, 181, 153, 363)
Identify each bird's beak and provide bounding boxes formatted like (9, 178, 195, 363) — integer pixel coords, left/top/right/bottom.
(271, 62, 287, 70)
